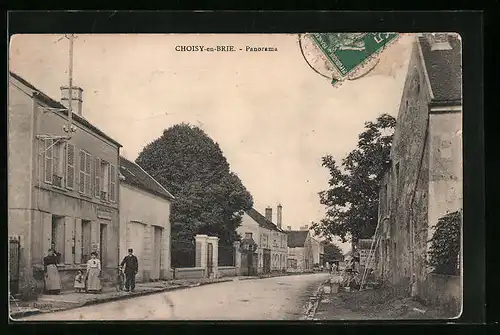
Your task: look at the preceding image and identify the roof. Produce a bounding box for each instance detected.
[418,35,462,104]
[286,230,309,248]
[245,208,283,233]
[9,71,122,147]
[119,156,175,201]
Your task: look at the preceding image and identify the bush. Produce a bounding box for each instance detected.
[18,277,42,301]
[427,210,461,275]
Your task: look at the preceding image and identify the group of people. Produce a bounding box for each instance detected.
[42,247,139,294]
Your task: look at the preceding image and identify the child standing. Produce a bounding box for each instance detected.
[74,270,86,293]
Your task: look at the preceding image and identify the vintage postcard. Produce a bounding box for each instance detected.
[8,33,462,321]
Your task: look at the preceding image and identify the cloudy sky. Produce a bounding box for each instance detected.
[9,34,413,253]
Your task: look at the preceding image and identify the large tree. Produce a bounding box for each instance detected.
[322,241,345,262]
[136,124,253,254]
[311,114,396,244]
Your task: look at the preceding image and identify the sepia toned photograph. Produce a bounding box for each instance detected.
[8,32,462,321]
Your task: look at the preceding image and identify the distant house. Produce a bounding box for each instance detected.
[119,156,175,282]
[286,227,314,272]
[237,205,288,274]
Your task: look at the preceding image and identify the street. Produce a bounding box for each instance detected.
[21,273,329,321]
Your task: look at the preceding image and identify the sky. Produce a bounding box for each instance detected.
[9,34,414,253]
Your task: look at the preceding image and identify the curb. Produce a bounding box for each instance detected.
[11,278,234,319]
[302,279,329,320]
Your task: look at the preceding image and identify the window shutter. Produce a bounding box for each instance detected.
[94,157,101,198]
[66,144,75,189]
[44,139,53,183]
[79,150,85,193]
[85,153,91,195]
[110,164,116,202]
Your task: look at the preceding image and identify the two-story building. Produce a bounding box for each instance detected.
[118,156,175,282]
[237,205,288,274]
[286,226,314,273]
[8,72,121,292]
[374,33,462,305]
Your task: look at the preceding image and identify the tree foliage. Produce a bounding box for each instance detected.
[136,123,254,255]
[428,210,461,275]
[322,242,345,262]
[311,114,396,243]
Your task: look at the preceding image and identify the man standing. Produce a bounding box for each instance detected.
[120,249,138,292]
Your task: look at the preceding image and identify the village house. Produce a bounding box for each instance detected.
[236,205,288,274]
[8,72,121,292]
[374,33,462,306]
[286,225,316,273]
[118,156,175,282]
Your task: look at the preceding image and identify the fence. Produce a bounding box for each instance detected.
[9,236,20,295]
[171,239,195,268]
[218,244,235,267]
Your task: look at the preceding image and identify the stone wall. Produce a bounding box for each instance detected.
[218,266,237,277]
[420,273,461,317]
[174,267,206,280]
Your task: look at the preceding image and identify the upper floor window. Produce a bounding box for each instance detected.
[245,232,252,239]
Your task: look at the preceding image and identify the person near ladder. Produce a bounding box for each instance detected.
[120,249,139,292]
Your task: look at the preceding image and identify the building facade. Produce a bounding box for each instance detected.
[118,156,175,282]
[8,72,121,291]
[237,205,288,274]
[286,228,314,272]
[374,34,462,298]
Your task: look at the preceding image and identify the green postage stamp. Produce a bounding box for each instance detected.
[300,33,401,87]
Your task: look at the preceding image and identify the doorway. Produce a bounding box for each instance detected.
[99,223,108,267]
[152,226,162,280]
[263,249,271,274]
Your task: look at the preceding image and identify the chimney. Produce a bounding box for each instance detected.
[61,86,84,116]
[287,226,292,231]
[277,204,282,229]
[300,225,309,231]
[265,207,272,222]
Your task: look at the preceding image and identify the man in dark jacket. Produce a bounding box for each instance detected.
[120,249,138,292]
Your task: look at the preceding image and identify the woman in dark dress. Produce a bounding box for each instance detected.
[43,249,62,294]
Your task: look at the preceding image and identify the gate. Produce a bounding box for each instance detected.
[207,243,213,277]
[263,248,271,274]
[9,236,20,295]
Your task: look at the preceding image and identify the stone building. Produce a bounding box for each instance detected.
[236,205,288,274]
[374,33,462,299]
[8,72,122,291]
[118,156,175,282]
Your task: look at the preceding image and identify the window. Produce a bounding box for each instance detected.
[288,259,297,269]
[52,140,66,187]
[100,160,110,200]
[79,150,92,195]
[245,232,252,239]
[66,144,76,189]
[94,157,101,198]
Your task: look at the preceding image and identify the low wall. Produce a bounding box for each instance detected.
[174,267,206,280]
[218,266,237,277]
[419,273,461,316]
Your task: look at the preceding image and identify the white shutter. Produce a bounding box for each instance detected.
[44,139,53,183]
[110,164,116,202]
[66,144,75,189]
[85,153,91,195]
[79,150,85,193]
